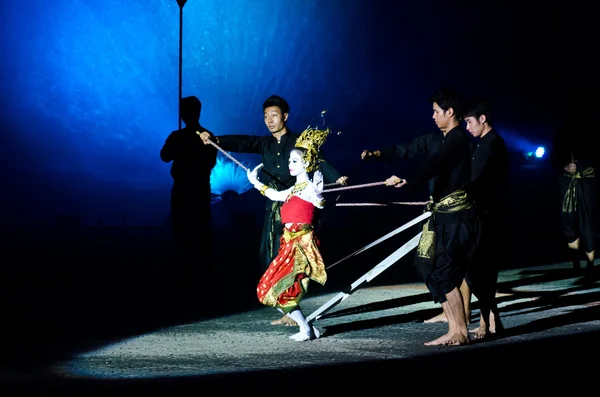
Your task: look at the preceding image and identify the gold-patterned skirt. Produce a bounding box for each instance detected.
[256,223,327,313]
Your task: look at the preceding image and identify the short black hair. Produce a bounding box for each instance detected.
[431,88,463,119]
[262,95,290,115]
[463,100,493,125]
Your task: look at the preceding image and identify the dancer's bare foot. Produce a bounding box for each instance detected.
[470,312,503,339]
[271,315,297,326]
[488,312,504,334]
[424,312,447,323]
[469,326,489,340]
[424,332,470,346]
[424,312,471,324]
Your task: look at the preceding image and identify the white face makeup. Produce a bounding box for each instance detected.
[288,150,306,177]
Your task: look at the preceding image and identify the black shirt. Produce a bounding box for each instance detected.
[466,129,509,215]
[380,126,472,202]
[160,123,217,186]
[380,130,443,195]
[217,130,342,192]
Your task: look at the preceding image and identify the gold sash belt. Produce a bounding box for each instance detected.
[416,189,473,260]
[562,166,595,213]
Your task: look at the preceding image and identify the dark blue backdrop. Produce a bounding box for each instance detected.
[0,0,588,227]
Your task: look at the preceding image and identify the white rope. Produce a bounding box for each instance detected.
[326,211,431,270]
[336,201,429,207]
[202,137,346,188]
[322,181,386,193]
[307,232,423,322]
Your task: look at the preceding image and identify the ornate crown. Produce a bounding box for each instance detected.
[295,125,331,173]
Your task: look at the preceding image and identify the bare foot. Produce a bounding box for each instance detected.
[470,312,504,338]
[488,312,504,334]
[424,332,470,346]
[424,312,447,323]
[424,312,471,324]
[271,315,297,326]
[469,326,489,340]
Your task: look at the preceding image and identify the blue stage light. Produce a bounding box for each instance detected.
[210,156,255,197]
[534,146,545,158]
[523,145,547,163]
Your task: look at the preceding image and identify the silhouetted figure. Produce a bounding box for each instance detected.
[549,110,598,273]
[161,96,217,294]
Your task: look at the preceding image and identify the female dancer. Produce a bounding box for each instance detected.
[246,146,327,341]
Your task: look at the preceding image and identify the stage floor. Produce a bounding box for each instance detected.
[2,261,599,394]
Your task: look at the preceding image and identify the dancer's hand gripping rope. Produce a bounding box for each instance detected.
[247,163,263,187]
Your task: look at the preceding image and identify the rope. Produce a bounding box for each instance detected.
[322,181,386,193]
[326,211,432,270]
[337,201,429,207]
[200,136,345,188]
[204,138,250,172]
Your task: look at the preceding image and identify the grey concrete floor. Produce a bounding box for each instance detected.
[2,261,599,395]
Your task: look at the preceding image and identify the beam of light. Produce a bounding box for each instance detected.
[495,125,550,161]
[210,155,255,196]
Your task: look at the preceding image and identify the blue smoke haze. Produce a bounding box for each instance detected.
[1,0,582,226]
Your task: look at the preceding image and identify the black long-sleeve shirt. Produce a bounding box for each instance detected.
[160,123,217,186]
[466,129,509,216]
[379,126,472,202]
[217,130,343,192]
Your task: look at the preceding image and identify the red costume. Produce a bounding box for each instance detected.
[256,194,327,313]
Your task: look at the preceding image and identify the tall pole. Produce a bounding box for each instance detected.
[177,0,188,129]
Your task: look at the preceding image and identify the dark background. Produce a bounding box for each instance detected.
[0,0,596,374]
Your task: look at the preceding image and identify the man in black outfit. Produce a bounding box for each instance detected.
[361,88,477,346]
[462,99,509,339]
[549,100,598,272]
[198,95,347,325]
[161,96,217,295]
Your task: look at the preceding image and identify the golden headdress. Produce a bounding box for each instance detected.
[294,110,333,173]
[295,125,331,173]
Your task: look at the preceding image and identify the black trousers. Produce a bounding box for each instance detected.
[170,183,212,283]
[465,213,505,309]
[418,217,477,304]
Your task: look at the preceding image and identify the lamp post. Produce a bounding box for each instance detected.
[176,0,188,129]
